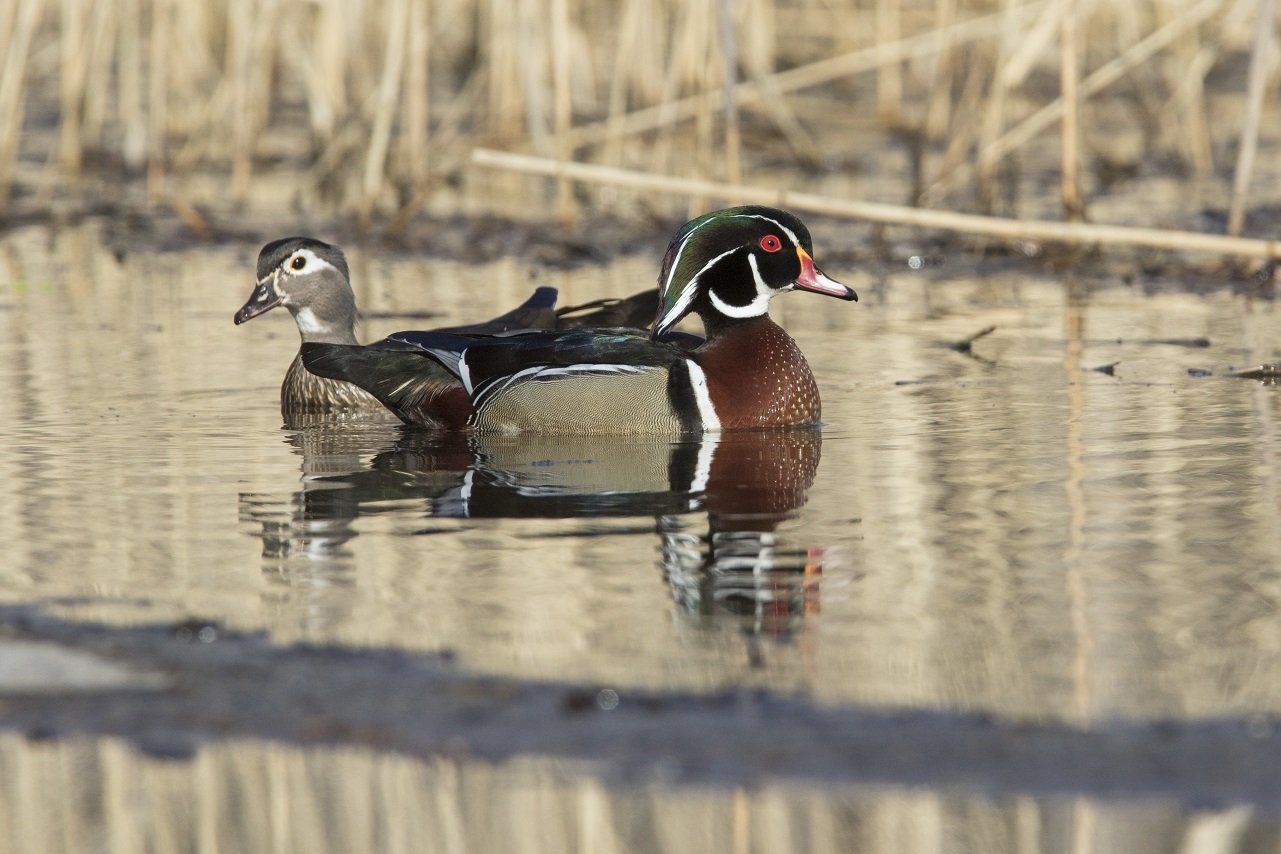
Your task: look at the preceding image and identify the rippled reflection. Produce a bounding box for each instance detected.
[240,427,829,629]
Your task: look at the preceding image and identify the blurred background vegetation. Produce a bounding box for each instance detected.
[1,0,1279,251]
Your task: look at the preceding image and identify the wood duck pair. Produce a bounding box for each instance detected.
[250,206,857,432]
[235,237,663,418]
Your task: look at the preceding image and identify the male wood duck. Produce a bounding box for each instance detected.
[236,236,666,419]
[301,206,857,433]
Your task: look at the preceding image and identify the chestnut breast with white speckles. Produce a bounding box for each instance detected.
[693,317,821,428]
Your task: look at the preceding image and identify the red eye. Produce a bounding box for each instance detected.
[759,235,782,253]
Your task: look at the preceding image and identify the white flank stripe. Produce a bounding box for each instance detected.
[459,351,475,395]
[690,435,717,493]
[459,468,475,513]
[532,364,648,379]
[686,361,720,432]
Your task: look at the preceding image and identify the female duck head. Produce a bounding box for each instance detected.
[234,237,358,344]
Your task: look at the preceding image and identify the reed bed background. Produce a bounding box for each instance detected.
[2,0,1280,255]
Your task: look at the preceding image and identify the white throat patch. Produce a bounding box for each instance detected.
[293,306,328,336]
[706,253,774,319]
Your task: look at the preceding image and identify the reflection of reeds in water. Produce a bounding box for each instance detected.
[1,0,1278,245]
[0,735,1268,853]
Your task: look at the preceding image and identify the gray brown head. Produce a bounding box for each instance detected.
[234,237,360,345]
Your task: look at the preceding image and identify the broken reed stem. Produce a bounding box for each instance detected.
[923,0,958,140]
[1165,0,1216,177]
[875,0,903,125]
[1059,0,1083,221]
[228,0,252,204]
[147,0,170,204]
[0,0,46,211]
[720,0,741,189]
[560,2,1046,151]
[360,0,409,231]
[552,0,575,222]
[977,0,1021,210]
[1227,0,1276,237]
[402,0,430,187]
[58,0,86,178]
[926,0,1223,203]
[471,148,1281,260]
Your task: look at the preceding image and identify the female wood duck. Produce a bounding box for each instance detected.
[236,236,662,419]
[301,206,857,433]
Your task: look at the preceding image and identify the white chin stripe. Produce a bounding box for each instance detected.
[293,306,327,335]
[707,254,773,319]
[686,361,721,432]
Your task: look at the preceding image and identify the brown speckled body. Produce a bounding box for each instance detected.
[694,316,821,428]
[281,351,394,418]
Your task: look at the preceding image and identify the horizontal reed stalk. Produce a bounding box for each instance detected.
[472,148,1281,260]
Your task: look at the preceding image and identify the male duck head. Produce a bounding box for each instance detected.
[234,237,359,345]
[651,205,857,339]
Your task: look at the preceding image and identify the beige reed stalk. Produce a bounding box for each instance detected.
[0,0,46,211]
[118,0,144,171]
[1227,0,1277,237]
[472,148,1281,260]
[552,0,575,222]
[923,0,958,141]
[1059,0,1083,221]
[228,0,253,204]
[1163,0,1216,177]
[720,0,741,189]
[401,0,431,188]
[876,0,903,126]
[562,2,1047,151]
[360,0,409,230]
[58,0,87,178]
[977,0,1022,211]
[925,0,1223,204]
[147,0,171,203]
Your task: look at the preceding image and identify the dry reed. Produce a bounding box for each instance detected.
[1058,0,1083,221]
[1226,0,1276,236]
[0,0,46,211]
[0,0,1277,253]
[472,148,1281,260]
[924,0,1227,203]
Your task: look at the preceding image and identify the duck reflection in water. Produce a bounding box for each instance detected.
[240,426,826,630]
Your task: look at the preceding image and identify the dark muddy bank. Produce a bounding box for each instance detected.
[3,604,1281,808]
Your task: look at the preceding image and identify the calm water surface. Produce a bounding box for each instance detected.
[2,222,1280,851]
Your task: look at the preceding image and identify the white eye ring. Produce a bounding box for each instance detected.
[290,255,307,271]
